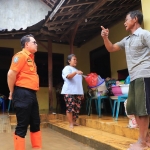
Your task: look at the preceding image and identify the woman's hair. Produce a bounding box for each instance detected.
[20,34,34,49]
[66,54,76,65]
[126,10,143,25]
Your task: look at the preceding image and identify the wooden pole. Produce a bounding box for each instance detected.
[70,40,74,54]
[47,39,53,112]
[69,23,79,54]
[37,40,53,112]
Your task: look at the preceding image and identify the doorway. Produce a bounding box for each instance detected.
[0,47,14,111]
[90,45,111,78]
[90,45,111,114]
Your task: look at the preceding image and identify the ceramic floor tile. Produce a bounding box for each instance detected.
[0,128,95,150]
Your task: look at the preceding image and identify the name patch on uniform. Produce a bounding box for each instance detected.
[27,59,32,62]
[13,57,19,63]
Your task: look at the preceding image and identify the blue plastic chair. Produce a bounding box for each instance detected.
[7,100,12,114]
[0,97,5,113]
[86,89,113,117]
[125,76,130,84]
[110,94,128,120]
[97,95,113,117]
[86,95,98,116]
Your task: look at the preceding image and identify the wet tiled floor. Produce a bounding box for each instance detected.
[0,114,11,133]
[0,128,95,150]
[0,114,95,150]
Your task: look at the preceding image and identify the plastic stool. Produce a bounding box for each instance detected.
[110,94,128,120]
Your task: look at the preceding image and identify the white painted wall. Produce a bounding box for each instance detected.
[0,0,51,30]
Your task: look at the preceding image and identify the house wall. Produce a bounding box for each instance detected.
[141,0,150,30]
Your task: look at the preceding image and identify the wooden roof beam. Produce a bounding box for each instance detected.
[45,18,76,26]
[44,0,65,24]
[54,9,86,17]
[36,34,60,41]
[60,0,96,9]
[99,3,141,10]
[48,25,69,30]
[51,0,57,2]
[48,21,100,31]
[49,0,66,20]
[60,0,108,39]
[46,0,55,7]
[69,23,79,54]
[0,31,28,36]
[41,0,55,8]
[88,10,129,18]
[57,18,117,34]
[40,28,59,38]
[57,26,98,34]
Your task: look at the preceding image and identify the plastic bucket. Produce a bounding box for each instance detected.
[112,86,122,96]
[119,84,129,94]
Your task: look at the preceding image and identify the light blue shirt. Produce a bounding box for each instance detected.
[61,65,84,95]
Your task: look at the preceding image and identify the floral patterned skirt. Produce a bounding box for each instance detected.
[64,94,83,120]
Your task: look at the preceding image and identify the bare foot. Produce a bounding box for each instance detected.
[146,132,150,147]
[73,122,80,126]
[128,142,148,150]
[130,140,139,146]
[69,124,74,129]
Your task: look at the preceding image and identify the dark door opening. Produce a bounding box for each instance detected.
[90,45,111,114]
[34,52,64,87]
[35,52,65,113]
[90,45,111,78]
[0,47,14,111]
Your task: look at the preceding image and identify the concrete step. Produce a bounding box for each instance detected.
[49,118,136,150]
[9,113,48,124]
[54,114,139,140]
[9,113,139,140]
[11,122,49,129]
[9,113,49,129]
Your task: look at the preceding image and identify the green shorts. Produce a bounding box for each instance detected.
[126,78,150,116]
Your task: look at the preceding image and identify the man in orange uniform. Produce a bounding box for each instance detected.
[7,34,42,150]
